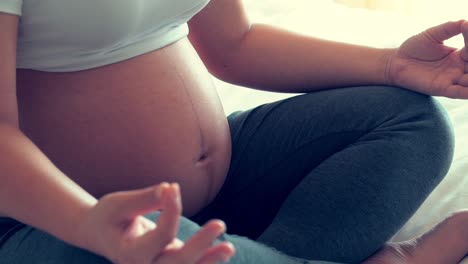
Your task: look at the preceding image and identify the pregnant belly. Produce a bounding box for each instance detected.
[15,39,232,216]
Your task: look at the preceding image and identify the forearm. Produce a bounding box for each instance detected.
[218,24,395,93]
[0,122,97,247]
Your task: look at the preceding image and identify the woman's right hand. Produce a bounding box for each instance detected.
[74,182,235,264]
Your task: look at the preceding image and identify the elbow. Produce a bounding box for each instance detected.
[207,59,238,83]
[199,28,253,85]
[204,52,245,86]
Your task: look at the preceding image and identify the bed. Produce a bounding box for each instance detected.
[213,1,468,263]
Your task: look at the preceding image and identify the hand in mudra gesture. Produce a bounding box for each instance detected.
[387,20,468,99]
[75,183,235,264]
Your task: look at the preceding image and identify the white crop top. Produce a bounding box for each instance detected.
[0,0,210,72]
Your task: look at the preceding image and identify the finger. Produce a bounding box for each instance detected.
[462,21,468,60]
[445,84,468,99]
[425,20,465,44]
[176,220,227,262]
[111,182,170,221]
[155,183,182,241]
[196,242,236,264]
[164,239,184,251]
[137,183,182,257]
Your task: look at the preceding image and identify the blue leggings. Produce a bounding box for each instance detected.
[0,86,454,264]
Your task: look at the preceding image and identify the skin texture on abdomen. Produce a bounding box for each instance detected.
[16,38,232,216]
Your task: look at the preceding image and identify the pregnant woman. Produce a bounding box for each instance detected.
[0,0,467,263]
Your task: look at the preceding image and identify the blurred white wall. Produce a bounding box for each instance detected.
[336,0,468,19]
[335,0,409,12]
[242,0,466,49]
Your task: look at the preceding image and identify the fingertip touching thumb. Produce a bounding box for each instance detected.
[429,20,466,43]
[459,21,468,61]
[114,183,170,220]
[462,20,468,37]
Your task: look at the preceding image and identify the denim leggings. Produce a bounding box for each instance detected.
[0,86,455,264]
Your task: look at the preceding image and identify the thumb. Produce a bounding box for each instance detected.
[425,20,465,44]
[108,183,170,221]
[462,20,468,43]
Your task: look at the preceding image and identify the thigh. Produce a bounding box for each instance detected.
[174,214,341,264]
[0,226,111,264]
[0,215,337,264]
[191,86,453,240]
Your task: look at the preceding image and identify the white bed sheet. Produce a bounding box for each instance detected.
[214,1,468,262]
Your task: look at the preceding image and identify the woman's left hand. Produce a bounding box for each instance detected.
[386,20,468,99]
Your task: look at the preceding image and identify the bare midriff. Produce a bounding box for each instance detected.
[15,38,232,217]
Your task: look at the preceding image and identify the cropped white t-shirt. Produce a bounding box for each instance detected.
[0,0,210,72]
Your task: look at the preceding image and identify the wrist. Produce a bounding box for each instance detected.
[63,200,99,253]
[382,47,398,86]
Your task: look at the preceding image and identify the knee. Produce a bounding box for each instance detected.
[418,99,454,187]
[377,86,455,182]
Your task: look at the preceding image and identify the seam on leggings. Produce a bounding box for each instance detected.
[228,89,406,186]
[230,105,415,198]
[0,222,26,250]
[268,129,368,171]
[230,130,368,197]
[16,227,35,246]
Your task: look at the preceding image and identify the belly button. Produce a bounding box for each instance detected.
[196,153,209,164]
[199,153,208,161]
